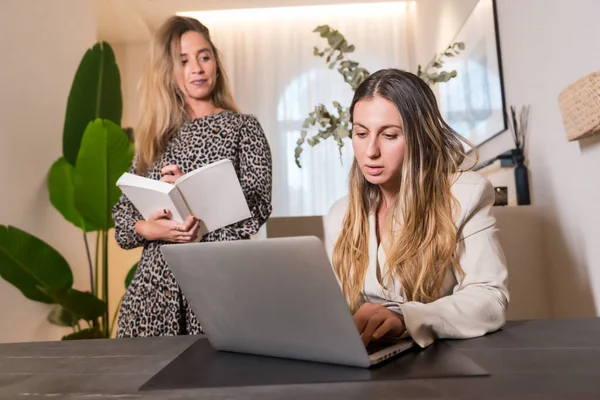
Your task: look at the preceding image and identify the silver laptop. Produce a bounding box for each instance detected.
[160,236,414,368]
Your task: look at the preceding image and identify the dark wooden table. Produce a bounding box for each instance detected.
[1,318,599,399]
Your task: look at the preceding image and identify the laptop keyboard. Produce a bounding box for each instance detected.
[366,340,393,355]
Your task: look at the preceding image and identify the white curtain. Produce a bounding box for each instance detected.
[186,2,415,217]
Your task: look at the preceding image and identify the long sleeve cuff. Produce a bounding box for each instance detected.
[398,302,436,348]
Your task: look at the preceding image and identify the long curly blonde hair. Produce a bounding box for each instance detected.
[134,16,239,175]
[332,69,478,312]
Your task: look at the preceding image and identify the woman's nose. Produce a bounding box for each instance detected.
[365,137,380,158]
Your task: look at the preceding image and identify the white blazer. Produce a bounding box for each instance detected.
[325,171,509,348]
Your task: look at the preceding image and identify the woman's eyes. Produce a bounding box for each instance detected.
[353,132,398,139]
[180,55,210,65]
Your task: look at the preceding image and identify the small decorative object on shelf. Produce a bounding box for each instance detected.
[558,71,600,141]
[509,105,531,205]
[472,105,532,206]
[493,186,508,206]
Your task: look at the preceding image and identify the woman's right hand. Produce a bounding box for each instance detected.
[135,209,200,243]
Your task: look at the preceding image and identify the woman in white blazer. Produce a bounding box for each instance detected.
[325,69,509,349]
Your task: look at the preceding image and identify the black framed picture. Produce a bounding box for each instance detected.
[438,0,507,149]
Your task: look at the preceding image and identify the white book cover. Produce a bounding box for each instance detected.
[116,159,251,236]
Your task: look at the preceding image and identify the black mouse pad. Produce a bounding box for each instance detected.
[140,339,488,390]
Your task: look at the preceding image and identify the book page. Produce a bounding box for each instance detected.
[175,158,232,186]
[175,159,252,233]
[116,173,190,223]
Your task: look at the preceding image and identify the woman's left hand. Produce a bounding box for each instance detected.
[353,302,406,346]
[160,164,185,184]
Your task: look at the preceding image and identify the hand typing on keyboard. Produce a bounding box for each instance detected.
[353,303,406,346]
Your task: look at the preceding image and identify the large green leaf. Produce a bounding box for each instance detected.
[0,226,73,303]
[125,262,138,289]
[47,157,97,232]
[74,119,134,231]
[40,287,106,321]
[63,42,122,166]
[62,327,105,340]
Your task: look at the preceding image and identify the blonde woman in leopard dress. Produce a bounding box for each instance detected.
[113,16,272,337]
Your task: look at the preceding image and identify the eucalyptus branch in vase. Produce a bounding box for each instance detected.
[294,25,465,168]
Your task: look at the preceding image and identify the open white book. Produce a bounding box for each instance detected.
[116,159,251,236]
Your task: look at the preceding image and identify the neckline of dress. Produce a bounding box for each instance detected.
[186,109,233,123]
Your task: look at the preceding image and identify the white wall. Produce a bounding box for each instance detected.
[0,0,98,342]
[112,44,149,128]
[415,0,600,317]
[494,0,600,318]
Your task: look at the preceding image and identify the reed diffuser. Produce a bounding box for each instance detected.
[510,105,531,205]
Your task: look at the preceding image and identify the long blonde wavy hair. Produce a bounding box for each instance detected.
[332,69,478,312]
[135,16,239,175]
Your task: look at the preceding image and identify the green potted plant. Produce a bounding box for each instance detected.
[0,42,137,339]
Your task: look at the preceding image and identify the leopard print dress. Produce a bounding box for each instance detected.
[113,110,272,337]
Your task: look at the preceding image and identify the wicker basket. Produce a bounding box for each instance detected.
[558,71,600,141]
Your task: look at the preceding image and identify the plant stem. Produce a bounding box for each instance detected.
[83,232,94,293]
[102,230,109,336]
[109,298,123,338]
[94,232,100,297]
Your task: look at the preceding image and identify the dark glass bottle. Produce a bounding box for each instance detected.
[513,149,530,205]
